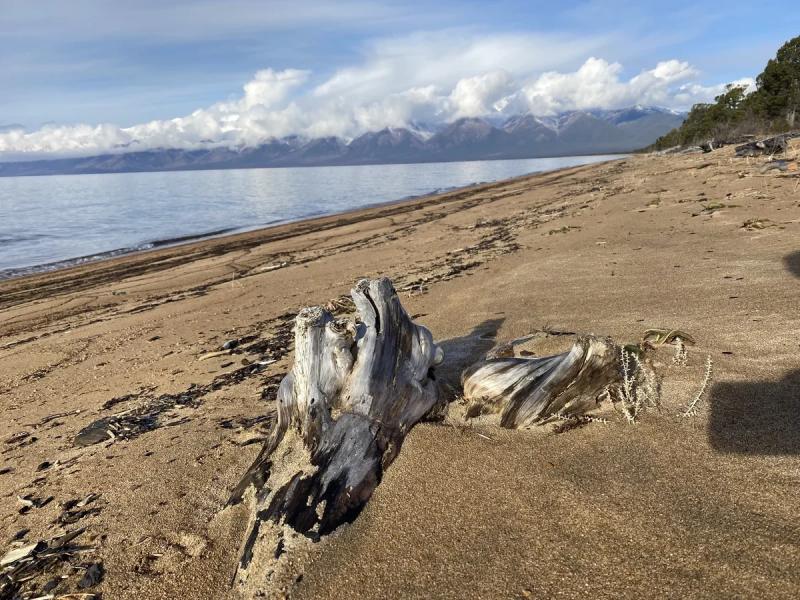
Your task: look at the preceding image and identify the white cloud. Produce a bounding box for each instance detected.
[239,69,310,110]
[448,71,516,119]
[520,58,705,115]
[671,77,757,107]
[0,32,754,160]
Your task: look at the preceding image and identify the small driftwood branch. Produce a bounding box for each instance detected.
[228,277,443,585]
[461,335,622,427]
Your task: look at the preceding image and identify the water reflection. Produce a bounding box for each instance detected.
[0,155,623,275]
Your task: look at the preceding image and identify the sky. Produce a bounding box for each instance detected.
[0,0,798,159]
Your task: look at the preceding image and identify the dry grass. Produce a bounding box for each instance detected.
[612,346,661,423]
[682,354,713,417]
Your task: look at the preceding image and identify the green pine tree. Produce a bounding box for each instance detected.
[752,35,800,126]
[652,34,800,149]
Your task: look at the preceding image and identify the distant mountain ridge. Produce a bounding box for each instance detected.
[0,107,684,177]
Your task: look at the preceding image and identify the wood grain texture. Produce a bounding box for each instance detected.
[462,335,621,427]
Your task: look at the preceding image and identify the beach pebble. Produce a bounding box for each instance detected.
[75,425,114,447]
[222,339,239,350]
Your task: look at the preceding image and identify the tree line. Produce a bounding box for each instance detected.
[653,35,800,149]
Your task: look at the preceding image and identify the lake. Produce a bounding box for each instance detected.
[0,155,623,279]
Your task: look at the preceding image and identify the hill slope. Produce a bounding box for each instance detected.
[653,34,800,149]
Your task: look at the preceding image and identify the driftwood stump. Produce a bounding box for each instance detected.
[229,277,443,584]
[461,335,623,427]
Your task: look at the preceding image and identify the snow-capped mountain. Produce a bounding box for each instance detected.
[0,107,685,177]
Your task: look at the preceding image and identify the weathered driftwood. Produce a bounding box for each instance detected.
[228,277,443,582]
[735,134,791,157]
[700,140,724,153]
[759,159,799,173]
[461,335,622,427]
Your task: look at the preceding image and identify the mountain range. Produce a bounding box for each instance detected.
[0,107,684,177]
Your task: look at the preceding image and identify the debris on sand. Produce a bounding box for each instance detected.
[74,389,202,447]
[741,218,774,231]
[229,278,443,589]
[1,543,44,568]
[75,330,288,449]
[256,261,289,272]
[17,494,54,514]
[759,159,798,173]
[198,350,231,361]
[57,494,102,526]
[735,134,795,157]
[77,562,104,589]
[5,432,34,446]
[222,339,240,350]
[0,528,99,600]
[700,140,725,153]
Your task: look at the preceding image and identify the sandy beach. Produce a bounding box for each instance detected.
[2,148,800,599]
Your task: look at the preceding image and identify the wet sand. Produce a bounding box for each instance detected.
[1,146,799,599]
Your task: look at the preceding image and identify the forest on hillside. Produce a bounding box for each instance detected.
[653,35,800,149]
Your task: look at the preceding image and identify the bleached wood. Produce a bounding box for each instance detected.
[229,277,443,581]
[462,335,620,427]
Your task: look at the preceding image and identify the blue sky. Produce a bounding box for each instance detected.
[0,0,797,157]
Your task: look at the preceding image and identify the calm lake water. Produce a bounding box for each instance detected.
[0,155,623,279]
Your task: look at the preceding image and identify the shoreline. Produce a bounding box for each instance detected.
[0,160,616,308]
[0,149,631,179]
[0,154,625,283]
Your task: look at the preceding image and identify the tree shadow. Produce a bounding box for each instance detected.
[784,250,800,278]
[708,371,800,454]
[436,317,505,390]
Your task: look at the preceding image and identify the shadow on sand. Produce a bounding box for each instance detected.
[708,250,800,454]
[436,317,505,390]
[708,371,800,454]
[784,250,800,278]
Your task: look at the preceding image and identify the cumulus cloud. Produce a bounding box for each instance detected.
[239,69,310,109]
[670,77,757,107]
[447,71,516,119]
[519,58,720,115]
[0,33,754,159]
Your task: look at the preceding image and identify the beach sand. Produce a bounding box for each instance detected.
[1,147,799,599]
